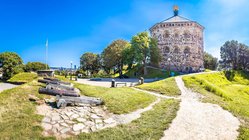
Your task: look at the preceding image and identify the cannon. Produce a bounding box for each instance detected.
[38,88,80,97]
[46,83,74,91]
[44,77,60,82]
[38,79,71,86]
[56,95,103,108]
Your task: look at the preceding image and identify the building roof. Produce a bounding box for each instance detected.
[161,15,192,23]
[149,6,204,31]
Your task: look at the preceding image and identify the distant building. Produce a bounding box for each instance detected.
[150,6,204,73]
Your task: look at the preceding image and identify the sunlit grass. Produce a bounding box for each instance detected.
[183,71,249,139]
[136,77,181,96]
[75,83,156,114]
[7,72,37,84]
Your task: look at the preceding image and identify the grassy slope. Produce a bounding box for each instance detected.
[69,99,179,140]
[183,71,249,140]
[0,75,179,139]
[0,81,54,139]
[75,83,156,114]
[7,72,38,84]
[137,77,181,96]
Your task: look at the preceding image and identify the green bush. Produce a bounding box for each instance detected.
[25,62,49,72]
[0,52,23,80]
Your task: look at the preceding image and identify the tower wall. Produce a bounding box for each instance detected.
[150,21,204,72]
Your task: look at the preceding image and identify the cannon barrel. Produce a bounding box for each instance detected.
[39,88,80,97]
[44,77,60,81]
[38,79,71,86]
[56,95,103,108]
[38,79,58,84]
[46,83,74,91]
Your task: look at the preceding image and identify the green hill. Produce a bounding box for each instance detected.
[183,71,249,139]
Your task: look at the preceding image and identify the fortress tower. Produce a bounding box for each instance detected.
[150,6,204,72]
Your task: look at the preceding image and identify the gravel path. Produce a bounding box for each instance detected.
[0,83,18,92]
[132,87,179,100]
[161,76,240,140]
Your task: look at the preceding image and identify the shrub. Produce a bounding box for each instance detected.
[25,62,49,72]
[0,52,23,80]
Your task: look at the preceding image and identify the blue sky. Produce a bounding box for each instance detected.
[0,0,248,68]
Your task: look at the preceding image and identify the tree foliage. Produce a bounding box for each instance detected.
[220,40,249,70]
[102,39,129,75]
[25,62,49,72]
[129,32,161,74]
[80,52,101,74]
[0,52,23,80]
[204,52,218,70]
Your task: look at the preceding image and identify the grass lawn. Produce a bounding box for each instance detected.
[183,71,249,139]
[75,83,156,114]
[136,77,181,96]
[7,72,38,84]
[0,75,179,139]
[69,99,179,140]
[0,80,54,139]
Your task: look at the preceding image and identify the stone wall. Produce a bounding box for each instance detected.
[150,21,204,72]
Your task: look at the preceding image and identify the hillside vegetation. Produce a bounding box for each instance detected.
[137,77,181,96]
[183,71,249,139]
[7,72,38,84]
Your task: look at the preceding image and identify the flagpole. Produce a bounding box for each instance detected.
[46,39,48,70]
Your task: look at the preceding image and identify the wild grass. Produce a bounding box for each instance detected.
[7,72,38,84]
[0,80,54,139]
[69,99,179,140]
[183,71,249,139]
[136,77,181,96]
[75,83,156,114]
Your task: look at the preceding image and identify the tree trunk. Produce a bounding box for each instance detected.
[143,60,147,75]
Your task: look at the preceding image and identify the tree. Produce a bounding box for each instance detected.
[220,40,249,70]
[0,52,23,80]
[80,52,101,75]
[129,32,160,75]
[102,39,129,76]
[204,52,218,70]
[25,62,49,72]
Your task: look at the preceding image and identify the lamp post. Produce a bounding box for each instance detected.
[70,61,73,80]
[168,57,171,77]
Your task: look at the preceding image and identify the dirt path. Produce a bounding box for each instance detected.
[161,76,240,140]
[0,83,18,92]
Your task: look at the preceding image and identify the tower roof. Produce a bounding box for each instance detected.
[161,15,192,23]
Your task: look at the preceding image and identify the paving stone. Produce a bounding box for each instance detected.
[42,123,52,130]
[65,120,75,124]
[104,118,116,124]
[60,114,69,120]
[90,126,97,132]
[81,128,90,133]
[96,123,104,130]
[60,122,69,127]
[76,118,86,123]
[90,114,100,119]
[51,115,61,121]
[51,121,57,125]
[70,114,79,120]
[42,117,51,123]
[65,111,74,117]
[95,119,103,124]
[85,121,95,127]
[60,128,71,134]
[73,123,85,131]
[51,127,58,134]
